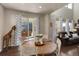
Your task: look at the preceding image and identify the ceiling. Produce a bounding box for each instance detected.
[1,3,67,14]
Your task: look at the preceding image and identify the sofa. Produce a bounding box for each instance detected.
[57,31,79,46]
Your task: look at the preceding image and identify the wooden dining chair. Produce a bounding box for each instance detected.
[3,30,12,49]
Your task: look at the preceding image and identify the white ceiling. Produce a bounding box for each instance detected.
[1,3,67,14]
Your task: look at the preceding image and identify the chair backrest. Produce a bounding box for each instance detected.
[56,38,61,56]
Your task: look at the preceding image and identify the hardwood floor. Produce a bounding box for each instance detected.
[61,44,79,56]
[0,46,20,56]
[0,43,79,56]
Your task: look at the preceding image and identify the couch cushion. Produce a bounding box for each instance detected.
[72,33,78,37]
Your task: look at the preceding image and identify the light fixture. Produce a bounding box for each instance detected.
[39,6,42,8]
[68,4,72,9]
[65,3,72,9]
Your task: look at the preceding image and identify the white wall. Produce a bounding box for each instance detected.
[39,15,45,34]
[4,8,39,35]
[73,3,79,23]
[37,14,49,35]
[0,5,4,52]
[4,9,17,35]
[44,14,50,40]
[39,14,50,41]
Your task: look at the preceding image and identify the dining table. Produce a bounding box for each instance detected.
[19,40,57,56]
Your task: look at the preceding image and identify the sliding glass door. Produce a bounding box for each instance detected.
[15,15,39,45]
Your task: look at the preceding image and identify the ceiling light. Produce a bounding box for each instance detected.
[39,6,42,8]
[65,3,72,9]
[68,4,72,9]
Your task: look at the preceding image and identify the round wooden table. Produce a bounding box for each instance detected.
[19,40,57,56]
[35,42,57,55]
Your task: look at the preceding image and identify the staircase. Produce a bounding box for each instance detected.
[2,26,16,49]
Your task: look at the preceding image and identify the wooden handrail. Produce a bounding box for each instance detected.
[3,26,16,49]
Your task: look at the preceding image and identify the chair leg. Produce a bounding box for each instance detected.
[6,39,9,48]
[2,40,4,49]
[9,39,11,46]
